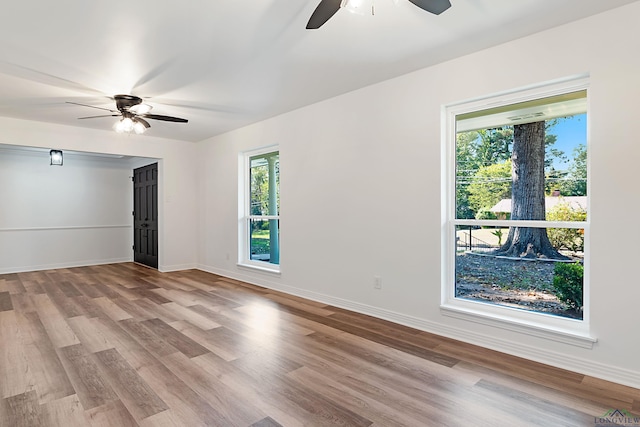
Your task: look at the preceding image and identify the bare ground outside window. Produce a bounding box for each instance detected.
[455,251,583,320]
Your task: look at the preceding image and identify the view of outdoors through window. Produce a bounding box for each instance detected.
[249,151,280,265]
[454,91,587,319]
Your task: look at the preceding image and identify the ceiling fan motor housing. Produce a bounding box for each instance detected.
[114,94,143,112]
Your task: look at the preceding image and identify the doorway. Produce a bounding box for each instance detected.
[133,163,158,269]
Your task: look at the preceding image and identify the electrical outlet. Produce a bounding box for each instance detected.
[374,276,382,290]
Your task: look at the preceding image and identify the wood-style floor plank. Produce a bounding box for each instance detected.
[156,301,220,331]
[0,310,35,399]
[57,344,118,410]
[84,399,138,427]
[15,310,75,404]
[139,318,211,358]
[250,416,284,427]
[66,316,114,354]
[0,291,13,311]
[0,262,638,427]
[138,360,235,426]
[0,390,43,427]
[40,394,89,427]
[30,293,80,348]
[161,351,268,425]
[93,348,168,421]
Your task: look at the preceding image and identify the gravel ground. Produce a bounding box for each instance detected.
[455,252,582,319]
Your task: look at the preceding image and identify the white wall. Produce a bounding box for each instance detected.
[0,147,135,273]
[0,118,198,272]
[197,3,640,388]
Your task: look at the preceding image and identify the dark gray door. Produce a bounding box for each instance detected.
[133,163,158,269]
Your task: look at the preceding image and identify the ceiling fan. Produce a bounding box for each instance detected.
[67,94,188,134]
[306,0,451,29]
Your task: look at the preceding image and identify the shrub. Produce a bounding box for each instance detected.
[552,262,583,310]
[475,208,497,221]
[547,202,586,252]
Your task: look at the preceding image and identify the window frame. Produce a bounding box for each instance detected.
[441,75,596,348]
[238,145,280,273]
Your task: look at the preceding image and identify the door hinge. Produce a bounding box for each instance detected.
[132,245,135,250]
[132,211,135,216]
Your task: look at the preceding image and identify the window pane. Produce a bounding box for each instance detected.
[249,219,280,265]
[455,226,584,320]
[455,95,587,222]
[250,152,279,216]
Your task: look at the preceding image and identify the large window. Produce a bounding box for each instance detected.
[240,147,280,271]
[443,77,593,344]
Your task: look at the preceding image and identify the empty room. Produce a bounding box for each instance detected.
[1,1,639,426]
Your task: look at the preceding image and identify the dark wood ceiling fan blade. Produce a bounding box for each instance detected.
[306,0,341,29]
[66,101,118,112]
[407,0,451,15]
[136,117,151,128]
[78,114,121,119]
[141,114,188,123]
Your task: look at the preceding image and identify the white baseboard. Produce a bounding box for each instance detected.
[196,263,640,390]
[0,257,132,275]
[159,263,198,273]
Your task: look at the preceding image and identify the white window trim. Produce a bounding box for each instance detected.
[238,145,280,274]
[441,75,596,348]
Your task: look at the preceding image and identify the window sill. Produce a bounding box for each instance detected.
[237,262,281,275]
[440,303,597,349]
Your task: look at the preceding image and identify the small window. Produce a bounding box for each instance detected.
[239,148,280,271]
[443,77,593,344]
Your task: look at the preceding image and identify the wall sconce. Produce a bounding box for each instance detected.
[50,149,63,166]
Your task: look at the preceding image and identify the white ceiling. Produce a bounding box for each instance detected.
[0,0,636,142]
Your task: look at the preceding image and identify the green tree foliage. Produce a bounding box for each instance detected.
[545,166,568,195]
[250,162,269,216]
[559,144,587,196]
[546,202,586,252]
[475,128,513,166]
[456,129,512,218]
[467,161,512,214]
[456,131,481,219]
[553,262,583,310]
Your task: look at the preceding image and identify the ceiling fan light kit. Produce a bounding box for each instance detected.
[113,116,146,134]
[306,0,450,29]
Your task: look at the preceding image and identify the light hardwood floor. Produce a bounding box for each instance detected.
[0,263,638,426]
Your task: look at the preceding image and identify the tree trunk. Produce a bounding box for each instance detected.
[493,121,568,259]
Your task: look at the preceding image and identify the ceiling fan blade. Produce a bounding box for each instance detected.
[141,113,188,123]
[0,60,105,96]
[136,117,151,128]
[77,114,121,119]
[407,0,451,15]
[66,101,118,113]
[306,0,341,29]
[146,98,241,114]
